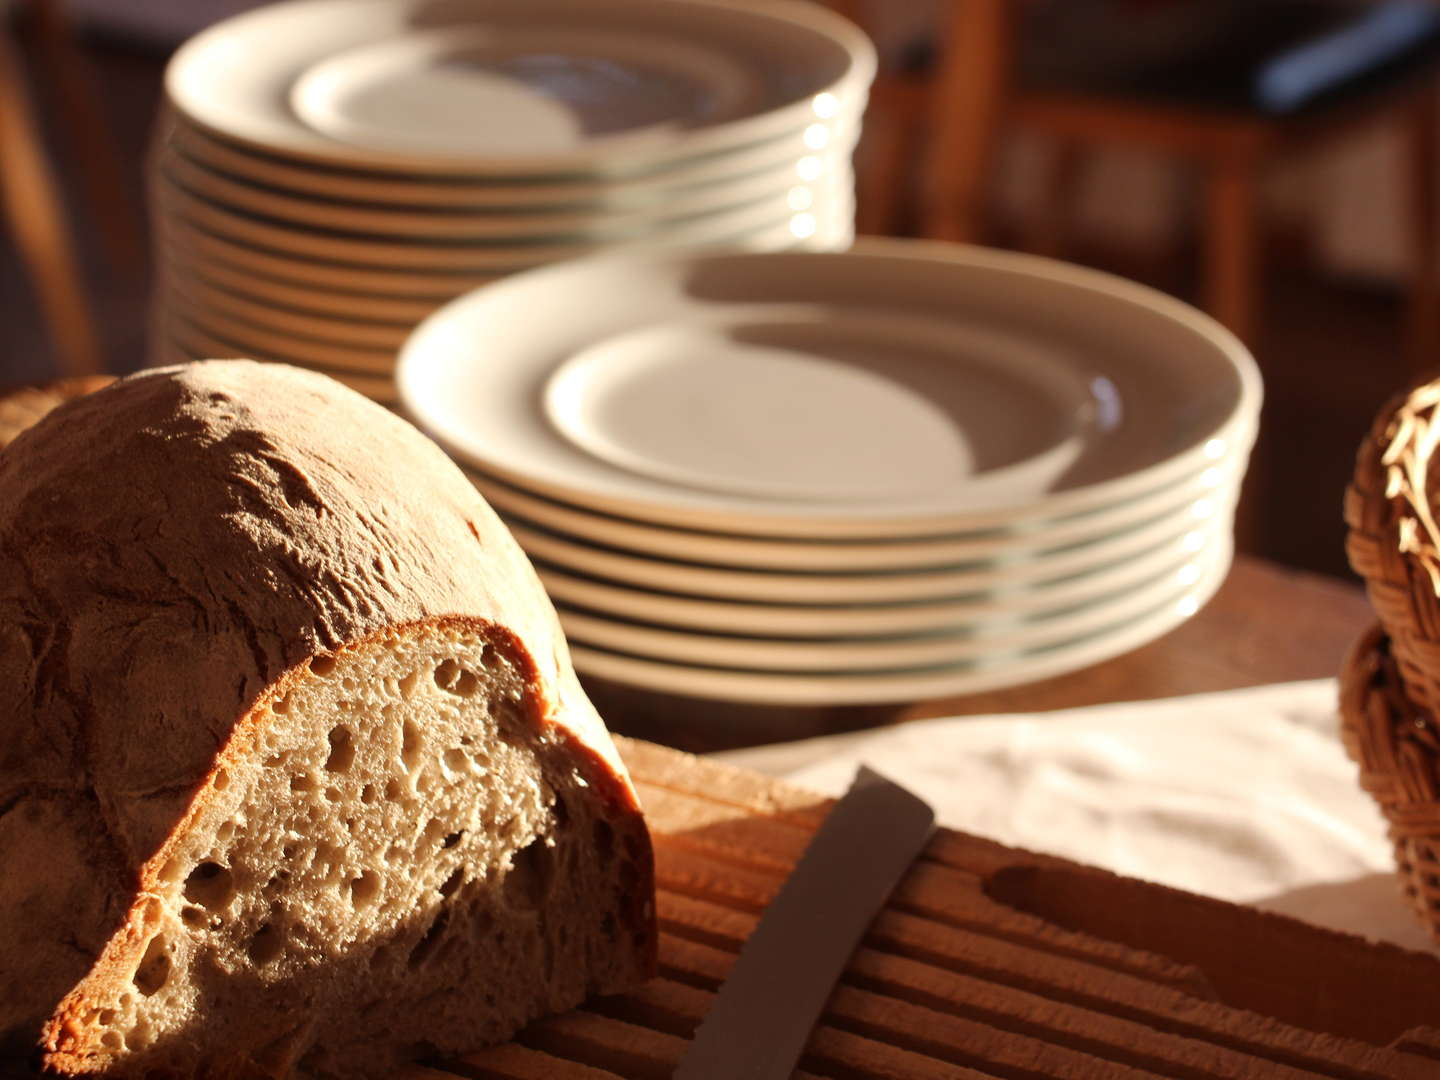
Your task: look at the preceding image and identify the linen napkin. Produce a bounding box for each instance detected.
[712,680,1436,953]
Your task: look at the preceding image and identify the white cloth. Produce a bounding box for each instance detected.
[712,680,1439,954]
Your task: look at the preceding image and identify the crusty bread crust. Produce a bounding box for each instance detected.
[0,376,114,450]
[0,361,653,1070]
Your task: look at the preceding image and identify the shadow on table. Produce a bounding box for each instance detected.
[583,673,909,754]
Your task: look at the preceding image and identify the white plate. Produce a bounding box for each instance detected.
[399,241,1261,537]
[155,169,848,270]
[168,107,863,210]
[463,434,1249,570]
[156,217,857,369]
[165,0,873,176]
[157,213,852,311]
[554,526,1223,671]
[159,215,513,297]
[158,204,854,297]
[162,315,400,403]
[537,314,1081,503]
[568,540,1233,704]
[534,510,1231,637]
[162,287,399,374]
[503,481,1238,603]
[288,25,763,158]
[164,274,416,350]
[162,141,857,240]
[159,241,446,323]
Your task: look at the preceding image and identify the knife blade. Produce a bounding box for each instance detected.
[672,765,935,1079]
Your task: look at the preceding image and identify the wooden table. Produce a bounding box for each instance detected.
[582,554,1377,754]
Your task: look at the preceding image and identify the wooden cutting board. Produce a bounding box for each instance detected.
[397,737,1440,1080]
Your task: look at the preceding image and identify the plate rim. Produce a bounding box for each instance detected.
[565,540,1233,704]
[460,433,1248,569]
[162,143,855,240]
[398,238,1263,537]
[529,507,1231,636]
[164,0,876,176]
[501,481,1238,604]
[165,107,864,208]
[155,168,838,268]
[554,528,1223,670]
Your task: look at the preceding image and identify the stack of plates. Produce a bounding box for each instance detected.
[398,240,1263,706]
[150,0,874,404]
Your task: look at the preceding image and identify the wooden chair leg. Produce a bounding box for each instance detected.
[853,78,925,236]
[1201,152,1265,554]
[1022,140,1083,258]
[1202,156,1262,345]
[24,0,147,278]
[920,0,1012,244]
[1404,86,1440,379]
[822,0,864,25]
[0,27,103,376]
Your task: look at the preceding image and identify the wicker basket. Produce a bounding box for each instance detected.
[1341,378,1440,942]
[1338,623,1440,937]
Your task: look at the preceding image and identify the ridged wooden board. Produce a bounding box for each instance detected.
[413,737,1440,1080]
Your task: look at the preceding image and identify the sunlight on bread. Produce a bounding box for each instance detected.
[0,361,655,1078]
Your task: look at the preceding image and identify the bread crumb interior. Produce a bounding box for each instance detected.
[65,625,588,1071]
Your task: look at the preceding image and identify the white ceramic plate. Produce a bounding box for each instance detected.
[503,481,1238,603]
[156,215,857,367]
[155,169,849,270]
[165,0,874,176]
[159,215,513,297]
[162,314,400,403]
[288,24,763,157]
[165,273,416,350]
[554,527,1223,671]
[462,434,1249,570]
[162,287,399,374]
[534,511,1231,637]
[567,539,1233,704]
[159,242,446,323]
[399,241,1261,537]
[168,107,864,210]
[158,204,854,297]
[162,144,857,240]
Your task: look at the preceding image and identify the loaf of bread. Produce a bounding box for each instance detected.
[0,361,656,1077]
